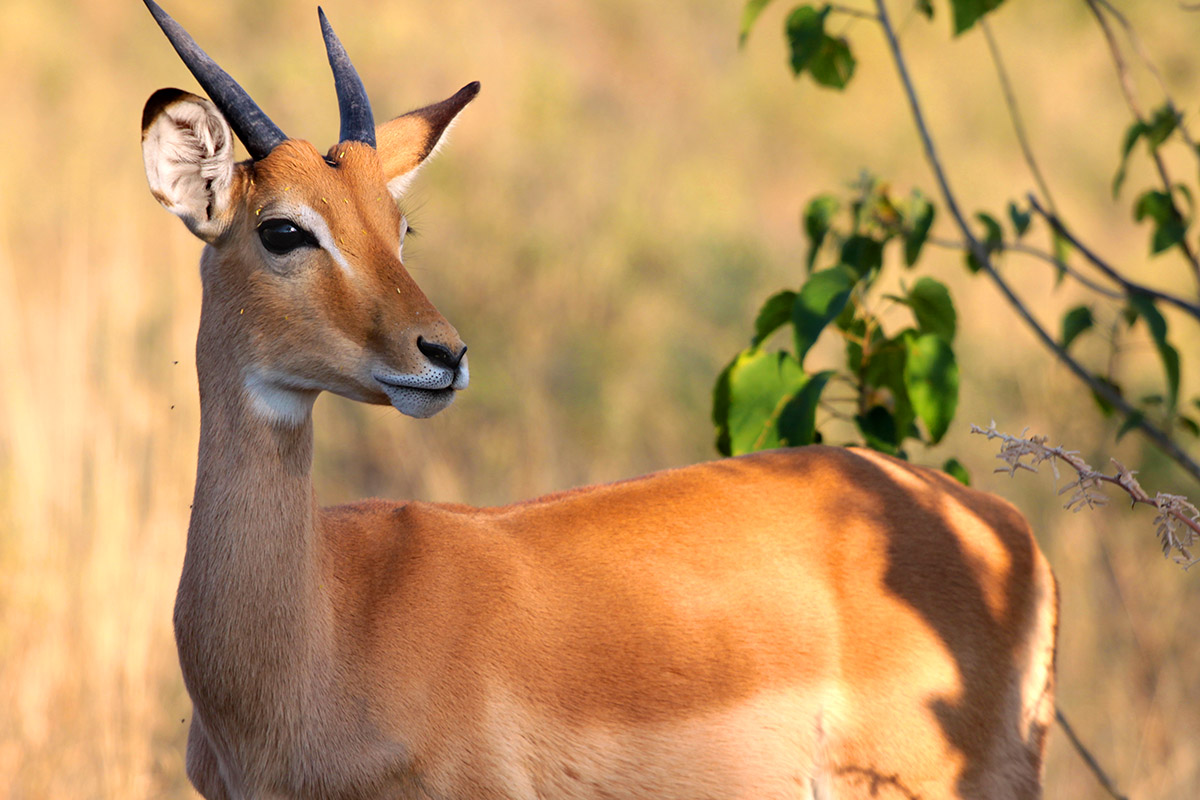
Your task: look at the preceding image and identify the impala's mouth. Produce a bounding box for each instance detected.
[373,369,464,418]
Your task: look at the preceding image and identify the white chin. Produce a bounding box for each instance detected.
[383,386,457,418]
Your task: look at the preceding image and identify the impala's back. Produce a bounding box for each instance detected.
[139,2,1055,798]
[323,445,1057,799]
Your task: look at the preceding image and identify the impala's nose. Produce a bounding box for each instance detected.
[417,337,467,371]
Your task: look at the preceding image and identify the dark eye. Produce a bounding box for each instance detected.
[257,219,317,255]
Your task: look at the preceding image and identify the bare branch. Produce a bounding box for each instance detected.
[828,3,879,21]
[972,422,1200,566]
[872,0,981,259]
[980,19,1059,215]
[1028,195,1200,320]
[1054,707,1131,800]
[925,235,1125,300]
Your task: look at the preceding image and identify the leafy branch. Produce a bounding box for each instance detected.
[720,0,1200,494]
[867,0,1200,485]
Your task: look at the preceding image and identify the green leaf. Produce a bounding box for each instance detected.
[977,211,1003,252]
[903,333,959,444]
[840,235,884,278]
[712,356,736,455]
[786,5,829,76]
[856,406,901,454]
[964,211,1002,273]
[809,36,856,90]
[1116,410,1144,442]
[1128,294,1180,412]
[844,317,887,374]
[904,191,935,266]
[1060,305,1093,351]
[915,0,934,19]
[1091,374,1122,418]
[803,194,839,272]
[1113,119,1146,198]
[1144,103,1182,149]
[943,457,971,486]
[793,266,856,366]
[951,0,1006,36]
[777,369,836,446]
[752,290,798,346]
[904,277,957,342]
[863,337,916,437]
[1008,200,1031,238]
[784,5,855,90]
[1179,415,1200,438]
[1052,229,1071,285]
[1134,189,1186,254]
[739,0,776,46]
[720,348,809,455]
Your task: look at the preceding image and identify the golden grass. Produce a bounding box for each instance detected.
[1,0,1197,797]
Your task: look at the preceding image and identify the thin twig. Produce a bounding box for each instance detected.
[871,0,1200,486]
[972,422,1200,561]
[1055,706,1131,800]
[872,0,980,259]
[1085,0,1200,286]
[925,235,1125,299]
[828,3,878,21]
[980,18,1058,215]
[1028,195,1200,319]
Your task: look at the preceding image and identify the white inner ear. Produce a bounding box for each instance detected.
[143,97,235,238]
[385,116,460,201]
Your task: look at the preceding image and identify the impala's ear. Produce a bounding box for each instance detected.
[376,81,479,200]
[142,88,237,242]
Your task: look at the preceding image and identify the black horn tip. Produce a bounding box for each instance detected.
[143,0,287,160]
[319,6,377,148]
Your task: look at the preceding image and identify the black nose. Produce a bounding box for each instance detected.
[417,337,467,371]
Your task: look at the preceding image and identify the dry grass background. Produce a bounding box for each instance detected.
[0,0,1197,796]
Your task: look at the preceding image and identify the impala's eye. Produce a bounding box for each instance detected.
[258,219,317,255]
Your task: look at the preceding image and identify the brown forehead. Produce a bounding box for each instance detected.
[249,140,401,232]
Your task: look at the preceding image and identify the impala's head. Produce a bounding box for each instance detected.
[140,0,476,423]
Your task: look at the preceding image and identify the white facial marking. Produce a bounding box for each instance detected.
[293,204,353,274]
[398,215,409,261]
[258,201,354,275]
[244,370,317,426]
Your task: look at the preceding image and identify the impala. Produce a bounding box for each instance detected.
[140,1,1057,797]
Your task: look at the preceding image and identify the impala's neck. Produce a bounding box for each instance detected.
[175,291,332,733]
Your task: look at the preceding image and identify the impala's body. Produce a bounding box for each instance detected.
[140,2,1057,798]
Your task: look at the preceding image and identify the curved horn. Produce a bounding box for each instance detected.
[143,0,286,160]
[318,8,377,148]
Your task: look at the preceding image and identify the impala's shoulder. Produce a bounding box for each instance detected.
[321,498,487,534]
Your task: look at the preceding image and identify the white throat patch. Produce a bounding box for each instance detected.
[244,370,317,426]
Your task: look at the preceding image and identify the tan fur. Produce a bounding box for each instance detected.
[143,85,1056,800]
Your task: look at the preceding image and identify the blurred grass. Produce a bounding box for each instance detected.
[0,0,1197,796]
